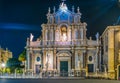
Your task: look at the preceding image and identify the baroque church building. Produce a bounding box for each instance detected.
[25,2,101,76]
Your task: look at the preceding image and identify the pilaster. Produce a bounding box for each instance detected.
[108,29,115,79]
[72,48,75,69]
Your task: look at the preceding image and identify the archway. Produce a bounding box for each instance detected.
[57,51,71,76]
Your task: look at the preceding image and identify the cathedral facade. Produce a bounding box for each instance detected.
[25,2,101,76]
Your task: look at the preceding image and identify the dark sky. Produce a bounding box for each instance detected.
[0,0,120,57]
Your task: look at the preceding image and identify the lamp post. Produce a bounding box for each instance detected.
[1,63,5,76]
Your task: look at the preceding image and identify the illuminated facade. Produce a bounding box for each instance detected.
[0,47,12,69]
[101,26,120,79]
[26,2,101,76]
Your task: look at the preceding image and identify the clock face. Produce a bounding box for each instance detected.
[36,57,40,62]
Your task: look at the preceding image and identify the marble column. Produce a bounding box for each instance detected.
[42,29,45,45]
[81,29,83,39]
[75,51,78,69]
[53,28,55,44]
[81,52,83,68]
[53,49,56,69]
[46,30,48,45]
[83,50,87,68]
[69,29,71,41]
[26,49,30,70]
[43,49,46,70]
[72,49,75,69]
[72,25,75,45]
[83,52,86,68]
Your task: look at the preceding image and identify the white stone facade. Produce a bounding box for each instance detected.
[25,2,101,76]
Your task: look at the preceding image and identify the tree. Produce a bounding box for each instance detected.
[6,58,22,73]
[18,49,26,62]
[18,49,26,70]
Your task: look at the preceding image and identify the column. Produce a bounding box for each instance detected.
[75,51,78,70]
[48,29,50,45]
[78,26,80,39]
[26,49,30,70]
[71,25,74,45]
[45,29,47,41]
[72,49,75,69]
[42,29,45,41]
[43,49,46,70]
[42,28,46,45]
[95,48,98,72]
[83,51,86,68]
[53,28,55,44]
[80,52,83,68]
[32,53,35,73]
[53,48,56,69]
[69,29,71,41]
[81,28,83,39]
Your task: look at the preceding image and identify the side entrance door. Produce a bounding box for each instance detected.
[60,61,68,77]
[36,65,40,74]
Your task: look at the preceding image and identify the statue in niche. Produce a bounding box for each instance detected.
[61,25,67,41]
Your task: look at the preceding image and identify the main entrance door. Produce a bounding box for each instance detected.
[88,64,94,73]
[60,61,68,76]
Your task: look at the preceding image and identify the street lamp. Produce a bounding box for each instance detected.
[1,63,5,68]
[1,63,5,76]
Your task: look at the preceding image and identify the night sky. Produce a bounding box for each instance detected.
[0,0,120,58]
